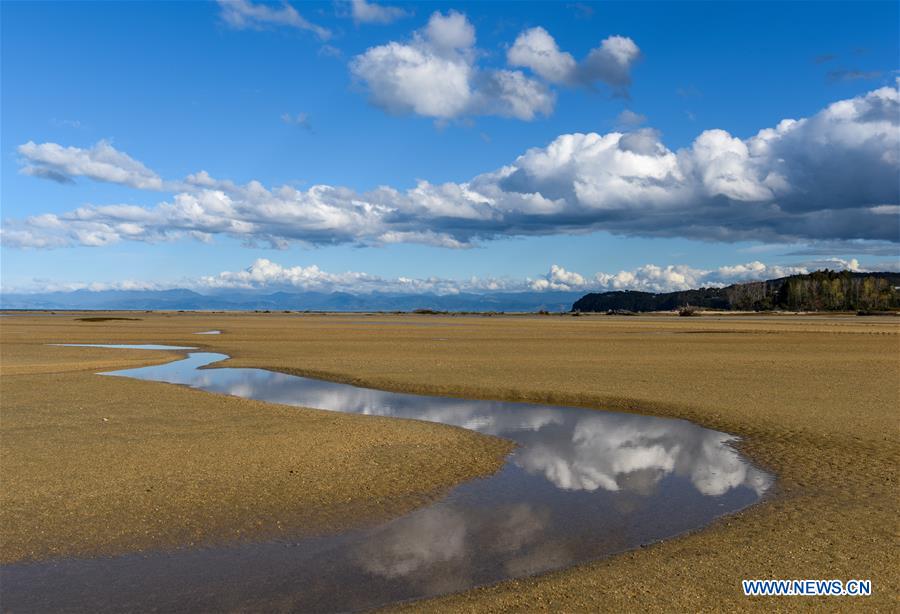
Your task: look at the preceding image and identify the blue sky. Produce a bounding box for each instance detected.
[1,1,898,295]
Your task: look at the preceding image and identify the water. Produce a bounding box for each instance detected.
[3,345,773,612]
[0,312,70,316]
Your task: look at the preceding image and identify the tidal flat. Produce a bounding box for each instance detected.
[1,312,898,611]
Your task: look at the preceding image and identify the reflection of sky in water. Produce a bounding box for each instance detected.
[4,347,773,613]
[107,352,772,500]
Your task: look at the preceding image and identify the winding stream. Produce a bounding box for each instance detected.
[3,345,773,612]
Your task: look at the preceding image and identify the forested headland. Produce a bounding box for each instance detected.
[572,270,900,313]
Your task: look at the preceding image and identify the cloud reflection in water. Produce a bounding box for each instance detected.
[124,356,771,500]
[79,350,775,608]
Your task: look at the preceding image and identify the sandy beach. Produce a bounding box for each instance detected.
[1,312,898,610]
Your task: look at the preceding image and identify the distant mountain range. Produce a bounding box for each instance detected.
[0,288,584,313]
[4,271,899,313]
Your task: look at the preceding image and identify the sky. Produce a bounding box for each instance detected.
[1,0,898,296]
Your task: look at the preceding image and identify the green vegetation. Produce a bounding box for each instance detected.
[729,270,898,311]
[574,270,900,313]
[573,288,729,312]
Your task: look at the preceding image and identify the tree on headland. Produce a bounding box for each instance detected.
[573,270,899,313]
[773,270,896,312]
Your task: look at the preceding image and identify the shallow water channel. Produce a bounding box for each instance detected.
[4,345,773,612]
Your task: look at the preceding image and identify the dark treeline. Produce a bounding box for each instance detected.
[726,270,898,311]
[571,288,729,312]
[572,270,900,313]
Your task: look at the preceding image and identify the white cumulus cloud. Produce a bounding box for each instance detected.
[4,257,882,297]
[350,11,554,120]
[17,140,163,190]
[527,258,896,295]
[508,27,640,92]
[5,86,899,250]
[348,0,409,25]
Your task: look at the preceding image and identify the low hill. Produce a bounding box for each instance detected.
[572,270,900,313]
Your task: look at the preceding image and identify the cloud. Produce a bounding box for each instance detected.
[815,50,885,83]
[356,507,468,579]
[350,11,554,120]
[8,278,168,294]
[17,140,163,190]
[826,69,883,83]
[508,27,640,92]
[568,3,594,19]
[483,85,899,243]
[528,265,586,292]
[21,167,76,185]
[425,10,474,50]
[506,27,576,85]
[217,0,330,39]
[202,258,864,294]
[579,35,641,90]
[50,118,82,129]
[5,86,899,249]
[616,109,646,127]
[201,258,383,292]
[529,257,900,295]
[196,258,526,294]
[281,112,313,130]
[528,261,818,293]
[5,255,886,296]
[513,413,772,497]
[676,85,702,99]
[0,228,72,249]
[775,239,900,258]
[819,257,860,271]
[348,0,409,25]
[865,259,900,272]
[318,44,343,58]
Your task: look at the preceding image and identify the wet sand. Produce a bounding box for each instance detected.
[0,319,513,563]
[1,312,898,610]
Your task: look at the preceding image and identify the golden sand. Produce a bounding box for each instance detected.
[0,317,512,563]
[1,312,898,610]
